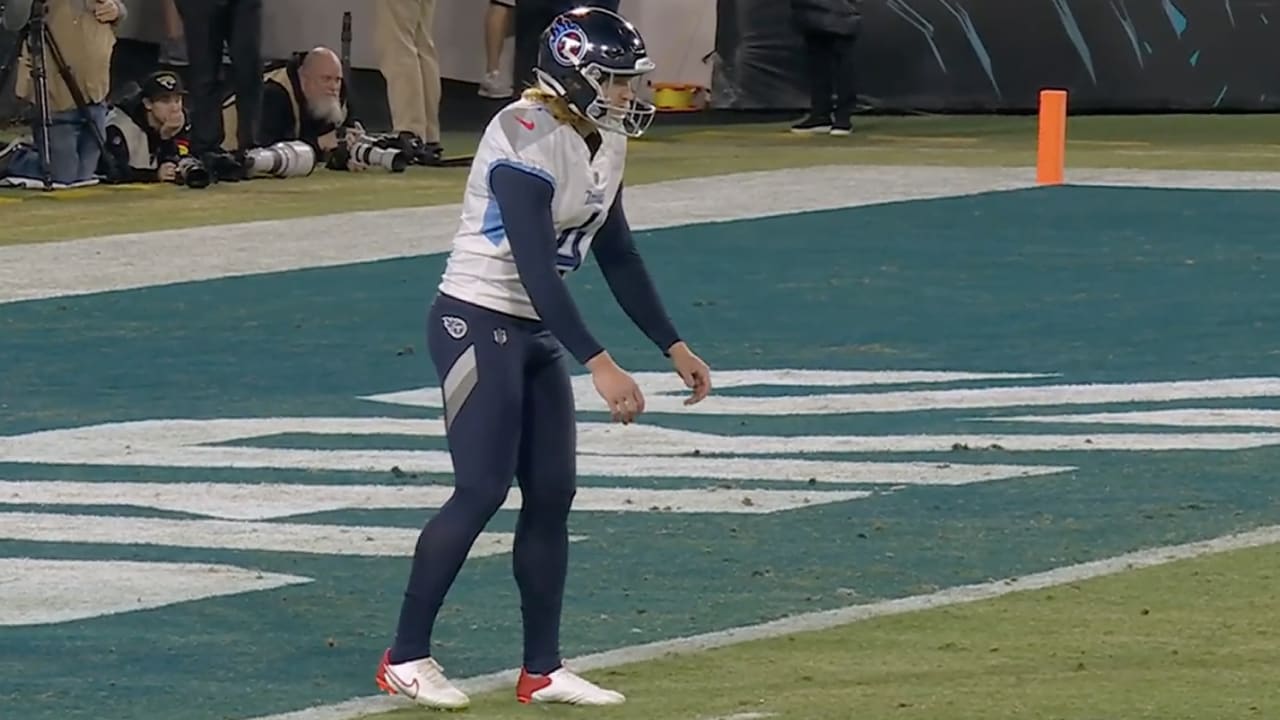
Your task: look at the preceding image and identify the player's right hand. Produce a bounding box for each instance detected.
[587,352,645,424]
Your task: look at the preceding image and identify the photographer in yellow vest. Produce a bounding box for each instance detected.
[220,47,360,160]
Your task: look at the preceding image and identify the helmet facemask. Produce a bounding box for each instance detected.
[536,58,657,139]
[580,62,656,138]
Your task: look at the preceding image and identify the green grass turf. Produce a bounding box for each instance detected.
[364,541,1279,720]
[2,113,1277,246]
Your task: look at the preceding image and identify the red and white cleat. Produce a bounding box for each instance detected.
[516,666,626,706]
[375,649,470,710]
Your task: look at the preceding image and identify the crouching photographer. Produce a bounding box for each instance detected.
[99,70,209,188]
[0,0,127,189]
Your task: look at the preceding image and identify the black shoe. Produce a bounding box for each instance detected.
[418,141,444,167]
[790,114,832,134]
[392,131,420,153]
[830,117,852,136]
[391,132,444,166]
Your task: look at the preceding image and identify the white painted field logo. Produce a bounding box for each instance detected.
[6,368,1280,625]
[7,368,1280,492]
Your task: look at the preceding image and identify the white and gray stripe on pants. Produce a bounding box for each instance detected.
[441,344,479,430]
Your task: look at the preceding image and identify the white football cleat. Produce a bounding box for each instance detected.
[516,666,626,705]
[375,649,470,710]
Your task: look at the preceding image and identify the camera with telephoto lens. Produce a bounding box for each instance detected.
[174,155,210,189]
[243,140,317,179]
[327,134,408,173]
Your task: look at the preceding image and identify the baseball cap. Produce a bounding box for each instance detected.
[140,71,186,100]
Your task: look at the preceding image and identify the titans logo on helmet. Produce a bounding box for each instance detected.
[549,18,589,67]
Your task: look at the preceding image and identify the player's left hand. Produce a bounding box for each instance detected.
[668,341,711,406]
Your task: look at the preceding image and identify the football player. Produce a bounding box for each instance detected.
[375,6,712,709]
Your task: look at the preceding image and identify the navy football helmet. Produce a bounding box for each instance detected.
[534,7,657,138]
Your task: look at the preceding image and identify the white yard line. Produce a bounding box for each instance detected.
[5,164,1279,306]
[249,524,1280,720]
[0,165,1029,304]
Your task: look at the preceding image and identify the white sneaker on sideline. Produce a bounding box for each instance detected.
[478,70,513,99]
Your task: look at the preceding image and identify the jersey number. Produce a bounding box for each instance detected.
[556,210,604,273]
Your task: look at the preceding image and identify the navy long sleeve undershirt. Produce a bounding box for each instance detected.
[489,166,681,364]
[490,164,605,365]
[590,188,682,355]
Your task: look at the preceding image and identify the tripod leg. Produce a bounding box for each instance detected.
[25,9,56,190]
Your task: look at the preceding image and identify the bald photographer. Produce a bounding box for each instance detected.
[219,47,407,177]
[220,48,354,154]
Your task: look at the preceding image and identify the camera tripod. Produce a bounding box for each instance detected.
[0,0,118,190]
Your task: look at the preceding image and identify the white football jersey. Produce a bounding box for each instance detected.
[438,98,628,319]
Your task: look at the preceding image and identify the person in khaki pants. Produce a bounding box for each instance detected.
[374,0,444,165]
[0,0,127,187]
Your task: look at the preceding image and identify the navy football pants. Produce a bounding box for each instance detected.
[390,293,576,674]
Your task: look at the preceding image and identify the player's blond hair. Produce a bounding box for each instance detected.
[522,87,595,135]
